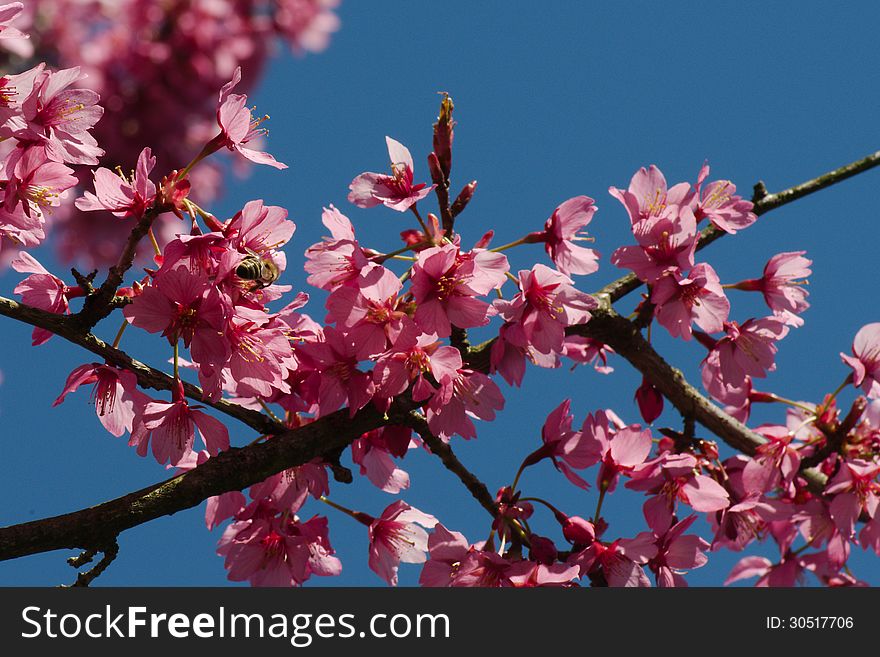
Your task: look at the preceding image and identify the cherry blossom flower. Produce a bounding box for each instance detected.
[644,513,710,587]
[213,67,287,169]
[531,195,600,276]
[494,264,596,355]
[693,161,757,234]
[825,459,880,540]
[651,263,730,339]
[16,65,104,165]
[411,242,508,338]
[731,251,812,326]
[0,3,27,41]
[351,427,413,494]
[424,368,505,440]
[525,399,597,489]
[580,410,653,493]
[248,460,329,515]
[76,147,157,218]
[610,205,698,283]
[11,251,81,345]
[348,136,435,211]
[53,363,148,437]
[627,452,730,514]
[419,524,473,587]
[366,500,438,586]
[129,380,229,466]
[699,317,789,398]
[2,145,77,217]
[372,324,462,402]
[218,508,341,587]
[841,323,880,398]
[299,327,375,417]
[608,164,693,225]
[304,205,370,291]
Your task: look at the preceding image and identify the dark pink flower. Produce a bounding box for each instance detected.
[494,264,596,355]
[841,323,880,398]
[76,147,157,218]
[725,554,804,587]
[627,452,730,514]
[11,251,80,345]
[580,410,653,493]
[351,427,413,494]
[367,500,438,586]
[372,324,462,401]
[634,376,663,424]
[129,381,230,466]
[218,509,341,587]
[643,512,710,587]
[215,67,287,169]
[825,459,880,539]
[561,335,614,374]
[425,369,505,440]
[300,327,375,417]
[348,136,435,212]
[652,263,730,339]
[2,145,77,217]
[304,205,370,291]
[248,460,329,514]
[529,399,597,489]
[732,251,812,326]
[411,243,508,338]
[536,195,600,276]
[53,363,148,437]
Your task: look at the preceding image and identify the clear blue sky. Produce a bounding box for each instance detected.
[2,2,879,586]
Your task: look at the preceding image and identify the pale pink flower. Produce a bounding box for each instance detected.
[825,459,880,539]
[533,195,600,276]
[627,452,730,513]
[304,205,370,291]
[2,145,77,216]
[248,460,329,514]
[0,3,27,41]
[609,164,693,225]
[367,500,438,586]
[11,251,80,345]
[610,205,698,283]
[652,263,730,339]
[53,363,148,437]
[494,264,596,355]
[214,67,287,169]
[643,512,710,587]
[693,161,757,233]
[561,335,614,374]
[580,410,653,493]
[16,66,104,165]
[841,323,880,398]
[351,427,412,494]
[225,198,296,254]
[732,251,812,326]
[76,147,157,218]
[419,524,473,587]
[348,136,435,212]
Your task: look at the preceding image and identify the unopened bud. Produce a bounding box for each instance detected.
[450,180,477,217]
[433,93,455,179]
[427,152,445,187]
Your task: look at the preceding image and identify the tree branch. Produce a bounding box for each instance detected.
[0,396,419,561]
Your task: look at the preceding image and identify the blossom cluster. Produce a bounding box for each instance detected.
[0,0,341,267]
[5,1,880,588]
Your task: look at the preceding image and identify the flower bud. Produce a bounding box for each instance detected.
[450,180,477,217]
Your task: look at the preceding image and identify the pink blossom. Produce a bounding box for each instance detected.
[561,335,614,374]
[824,459,880,539]
[274,0,341,54]
[419,524,472,587]
[218,509,341,587]
[0,3,27,41]
[129,381,230,466]
[643,512,710,587]
[627,452,730,513]
[693,162,757,233]
[725,555,804,587]
[16,66,104,164]
[507,561,580,588]
[571,537,655,587]
[580,410,653,493]
[841,323,880,398]
[2,145,77,217]
[534,195,600,276]
[651,263,730,339]
[449,550,518,587]
[411,243,508,338]
[699,317,789,398]
[248,460,329,514]
[11,251,80,345]
[299,327,375,417]
[123,266,229,367]
[53,363,148,437]
[372,324,462,401]
[75,147,157,218]
[732,251,812,326]
[348,136,435,212]
[367,500,438,586]
[528,399,597,489]
[214,67,287,169]
[326,264,410,359]
[425,369,505,440]
[225,198,296,254]
[494,264,596,355]
[610,205,698,283]
[609,164,693,225]
[304,205,370,291]
[351,427,413,494]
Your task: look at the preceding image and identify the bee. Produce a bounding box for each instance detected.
[236,249,281,290]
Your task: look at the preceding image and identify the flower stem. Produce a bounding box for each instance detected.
[409,205,430,235]
[110,320,128,349]
[489,237,527,253]
[147,228,161,257]
[172,340,179,381]
[258,399,282,424]
[319,496,371,526]
[592,486,607,524]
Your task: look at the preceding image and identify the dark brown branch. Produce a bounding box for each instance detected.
[597,149,880,303]
[65,542,118,587]
[0,295,278,435]
[0,397,419,561]
[405,412,498,518]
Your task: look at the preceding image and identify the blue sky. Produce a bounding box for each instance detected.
[2,2,880,586]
